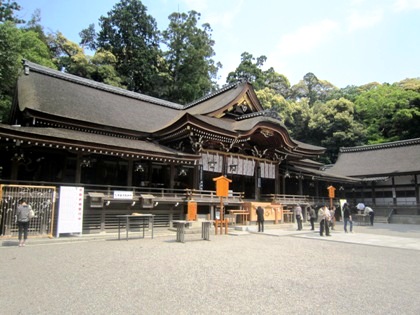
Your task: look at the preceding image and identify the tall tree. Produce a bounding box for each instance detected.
[0,21,55,122]
[226,52,266,89]
[0,21,20,122]
[262,68,291,97]
[96,0,162,95]
[79,23,97,51]
[161,10,220,104]
[48,32,124,88]
[308,98,366,163]
[0,0,24,23]
[355,84,420,143]
[290,72,337,105]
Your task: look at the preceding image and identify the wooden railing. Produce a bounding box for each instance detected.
[261,194,327,206]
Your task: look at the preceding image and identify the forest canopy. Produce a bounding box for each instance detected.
[1,0,419,163]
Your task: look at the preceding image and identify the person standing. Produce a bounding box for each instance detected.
[256,206,264,232]
[16,199,33,247]
[329,206,336,230]
[307,205,316,230]
[318,205,331,236]
[324,206,332,236]
[343,203,353,233]
[364,206,375,226]
[294,204,303,230]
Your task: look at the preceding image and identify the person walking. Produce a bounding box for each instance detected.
[343,203,353,233]
[256,206,264,232]
[16,199,33,247]
[307,205,316,230]
[294,204,303,230]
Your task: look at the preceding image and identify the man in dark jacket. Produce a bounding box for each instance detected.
[343,203,353,233]
[256,206,264,232]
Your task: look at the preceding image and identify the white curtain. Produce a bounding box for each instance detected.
[201,152,223,173]
[260,162,276,179]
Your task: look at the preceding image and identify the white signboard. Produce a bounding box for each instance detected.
[57,186,84,237]
[113,191,133,199]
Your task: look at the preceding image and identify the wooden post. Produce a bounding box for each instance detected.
[327,186,336,210]
[213,176,232,235]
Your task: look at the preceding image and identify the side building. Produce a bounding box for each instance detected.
[325,138,420,223]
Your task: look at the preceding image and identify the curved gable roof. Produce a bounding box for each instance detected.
[185,81,263,116]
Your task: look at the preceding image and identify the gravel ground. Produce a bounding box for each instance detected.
[1,224,420,315]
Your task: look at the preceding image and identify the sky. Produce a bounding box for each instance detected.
[16,0,420,88]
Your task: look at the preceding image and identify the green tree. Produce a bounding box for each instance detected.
[226,52,267,89]
[20,30,55,68]
[0,21,55,122]
[289,72,337,105]
[262,68,291,97]
[0,21,20,122]
[96,0,162,95]
[355,84,420,143]
[308,98,366,162]
[79,23,97,51]
[0,0,24,23]
[48,32,124,88]
[161,11,220,104]
[256,87,313,141]
[397,78,420,93]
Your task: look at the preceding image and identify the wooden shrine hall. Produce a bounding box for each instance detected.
[0,60,358,235]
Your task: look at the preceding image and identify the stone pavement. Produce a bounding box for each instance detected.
[265,223,420,251]
[1,222,420,314]
[2,222,420,250]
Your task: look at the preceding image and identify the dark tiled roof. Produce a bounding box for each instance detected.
[192,115,324,152]
[326,138,420,177]
[184,81,242,109]
[19,61,184,133]
[0,124,198,160]
[192,115,286,133]
[17,61,325,158]
[185,81,247,115]
[291,165,360,183]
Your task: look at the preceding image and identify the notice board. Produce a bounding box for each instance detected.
[57,186,84,237]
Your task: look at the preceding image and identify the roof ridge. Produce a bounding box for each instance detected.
[183,80,244,109]
[22,59,184,110]
[235,112,264,120]
[340,138,420,153]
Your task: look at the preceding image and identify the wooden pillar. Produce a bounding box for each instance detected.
[298,177,303,195]
[10,161,19,180]
[392,176,397,206]
[282,175,286,194]
[192,164,199,190]
[414,175,419,213]
[371,181,376,206]
[255,162,261,201]
[275,164,280,195]
[127,160,133,186]
[75,153,82,184]
[169,163,175,190]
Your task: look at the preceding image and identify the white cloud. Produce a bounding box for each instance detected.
[392,0,420,11]
[182,0,244,29]
[346,9,384,32]
[180,0,210,12]
[273,19,339,57]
